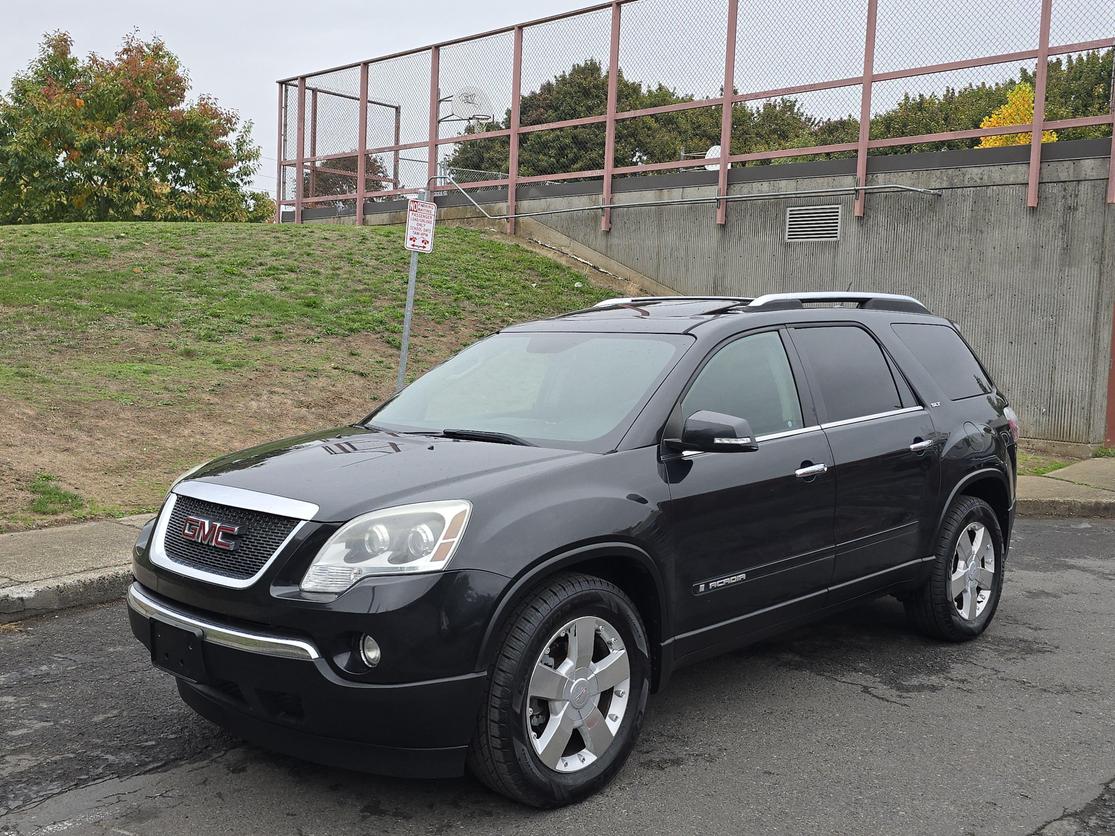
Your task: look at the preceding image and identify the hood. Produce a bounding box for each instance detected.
[185,426,588,521]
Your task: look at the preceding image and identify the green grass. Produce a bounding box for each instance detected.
[1095,447,1115,458]
[28,473,84,515]
[1017,451,1071,477]
[0,221,610,407]
[0,221,613,531]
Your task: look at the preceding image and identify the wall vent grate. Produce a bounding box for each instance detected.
[785,205,841,242]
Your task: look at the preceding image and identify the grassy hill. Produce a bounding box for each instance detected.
[0,222,612,531]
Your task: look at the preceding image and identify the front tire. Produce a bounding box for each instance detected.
[467,572,650,807]
[905,495,1004,641]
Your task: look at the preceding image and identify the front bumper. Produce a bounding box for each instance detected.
[127,583,487,778]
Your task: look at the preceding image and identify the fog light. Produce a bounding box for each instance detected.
[360,635,381,668]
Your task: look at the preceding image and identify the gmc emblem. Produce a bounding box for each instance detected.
[182,515,240,551]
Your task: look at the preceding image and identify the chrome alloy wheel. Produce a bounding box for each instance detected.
[526,615,632,773]
[951,521,997,620]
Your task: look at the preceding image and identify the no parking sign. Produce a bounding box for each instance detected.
[405,199,436,253]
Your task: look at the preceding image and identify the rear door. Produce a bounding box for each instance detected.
[661,328,835,655]
[788,323,939,597]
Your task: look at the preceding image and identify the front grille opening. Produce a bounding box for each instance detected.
[163,495,299,580]
[785,205,841,242]
[256,688,304,722]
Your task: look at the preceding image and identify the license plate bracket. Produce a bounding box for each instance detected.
[150,620,208,683]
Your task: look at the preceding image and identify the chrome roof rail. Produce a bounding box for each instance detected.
[593,296,753,308]
[747,291,930,314]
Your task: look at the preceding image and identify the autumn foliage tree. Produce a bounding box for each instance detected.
[0,32,273,224]
[445,49,1111,176]
[978,82,1057,147]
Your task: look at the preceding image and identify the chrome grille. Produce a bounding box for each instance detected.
[163,495,299,580]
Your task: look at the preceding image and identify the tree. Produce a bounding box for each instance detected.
[870,83,1012,154]
[1037,50,1113,141]
[978,82,1057,147]
[444,60,858,177]
[303,155,390,204]
[443,48,1112,177]
[0,31,273,224]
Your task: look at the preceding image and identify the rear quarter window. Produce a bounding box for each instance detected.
[892,323,993,400]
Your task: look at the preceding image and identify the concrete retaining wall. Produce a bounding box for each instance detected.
[325,139,1115,446]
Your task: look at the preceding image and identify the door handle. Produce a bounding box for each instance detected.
[909,439,935,453]
[795,463,828,479]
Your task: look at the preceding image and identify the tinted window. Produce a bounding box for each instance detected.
[371,332,688,448]
[682,331,804,437]
[892,323,993,400]
[792,326,902,422]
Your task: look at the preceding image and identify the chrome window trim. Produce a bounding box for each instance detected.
[675,408,922,460]
[819,405,923,430]
[174,480,319,520]
[679,424,822,458]
[149,492,309,590]
[755,424,822,442]
[127,583,319,661]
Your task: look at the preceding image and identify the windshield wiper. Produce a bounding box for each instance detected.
[441,428,534,446]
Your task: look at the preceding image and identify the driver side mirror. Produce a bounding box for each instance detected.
[666,410,759,453]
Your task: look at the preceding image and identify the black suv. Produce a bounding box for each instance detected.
[128,292,1017,807]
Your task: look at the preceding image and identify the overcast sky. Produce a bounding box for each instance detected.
[1,0,1100,199]
[0,0,580,197]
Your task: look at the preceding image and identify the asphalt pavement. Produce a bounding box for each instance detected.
[2,517,1114,835]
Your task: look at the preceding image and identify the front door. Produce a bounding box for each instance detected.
[660,329,836,659]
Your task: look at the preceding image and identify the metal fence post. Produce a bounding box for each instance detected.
[1027,0,1053,208]
[427,47,441,191]
[295,76,306,223]
[392,106,402,188]
[1108,114,1115,205]
[717,0,739,226]
[275,83,284,223]
[507,26,524,235]
[1108,49,1115,204]
[356,63,369,225]
[309,89,318,202]
[601,2,622,232]
[853,0,879,218]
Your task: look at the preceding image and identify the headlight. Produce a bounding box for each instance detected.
[300,500,472,593]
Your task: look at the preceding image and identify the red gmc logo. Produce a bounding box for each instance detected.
[181,515,240,551]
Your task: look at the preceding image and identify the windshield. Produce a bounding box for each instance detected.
[368,331,690,450]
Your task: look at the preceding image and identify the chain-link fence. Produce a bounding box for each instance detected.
[276,0,1114,223]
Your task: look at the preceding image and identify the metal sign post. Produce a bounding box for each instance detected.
[397,190,436,391]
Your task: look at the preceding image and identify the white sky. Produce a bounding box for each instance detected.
[0,0,580,197]
[0,0,1103,198]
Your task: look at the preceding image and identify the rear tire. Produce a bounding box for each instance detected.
[467,572,650,807]
[905,495,1004,641]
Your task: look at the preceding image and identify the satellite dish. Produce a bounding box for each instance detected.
[452,86,494,122]
[704,145,722,171]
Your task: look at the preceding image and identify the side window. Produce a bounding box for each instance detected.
[681,331,804,437]
[792,326,902,423]
[892,323,993,400]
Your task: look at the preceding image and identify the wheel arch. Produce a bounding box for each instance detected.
[942,467,1013,546]
[477,542,671,692]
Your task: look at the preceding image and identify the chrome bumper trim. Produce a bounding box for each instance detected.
[127,583,320,661]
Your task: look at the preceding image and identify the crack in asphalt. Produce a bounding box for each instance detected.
[2,519,1114,835]
[1030,776,1115,835]
[807,670,912,707]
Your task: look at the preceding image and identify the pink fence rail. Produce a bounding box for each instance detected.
[275,0,1115,226]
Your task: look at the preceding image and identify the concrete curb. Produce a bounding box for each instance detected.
[0,567,132,624]
[1016,497,1115,519]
